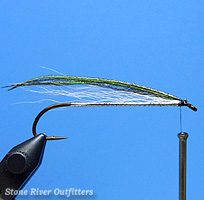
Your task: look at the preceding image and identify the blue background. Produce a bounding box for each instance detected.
[0,1,203,199]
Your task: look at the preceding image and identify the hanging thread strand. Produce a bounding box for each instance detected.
[180,106,183,132]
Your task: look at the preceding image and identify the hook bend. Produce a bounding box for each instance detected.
[32,103,72,140]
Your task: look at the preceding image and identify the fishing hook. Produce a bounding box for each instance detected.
[33,99,197,140]
[32,103,72,140]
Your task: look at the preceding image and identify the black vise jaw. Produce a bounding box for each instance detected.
[0,134,47,200]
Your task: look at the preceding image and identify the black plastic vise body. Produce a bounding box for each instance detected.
[0,134,46,200]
